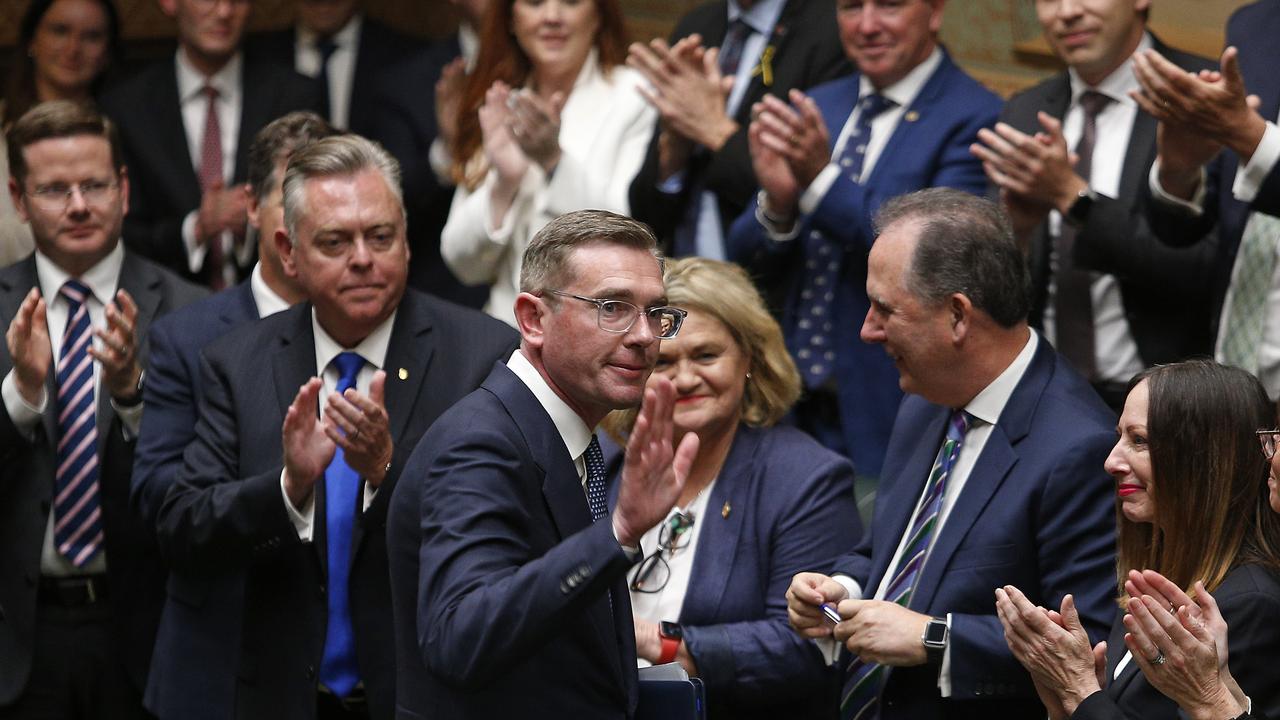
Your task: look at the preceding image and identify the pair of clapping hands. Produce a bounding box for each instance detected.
[996,570,1247,720]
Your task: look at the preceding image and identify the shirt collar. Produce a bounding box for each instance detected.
[963,329,1039,427]
[297,13,362,50]
[858,46,943,109]
[249,262,293,318]
[310,306,396,375]
[506,349,594,463]
[727,0,786,37]
[34,242,124,307]
[175,47,243,104]
[1068,32,1150,108]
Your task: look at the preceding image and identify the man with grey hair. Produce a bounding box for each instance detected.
[387,209,697,718]
[786,189,1117,720]
[146,134,518,720]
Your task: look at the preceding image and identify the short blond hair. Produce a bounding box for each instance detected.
[604,257,800,439]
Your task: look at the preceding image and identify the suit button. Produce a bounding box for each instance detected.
[577,564,591,579]
[560,581,571,595]
[318,584,326,598]
[306,665,316,680]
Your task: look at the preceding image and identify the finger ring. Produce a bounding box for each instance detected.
[1150,650,1167,665]
[788,133,799,146]
[351,428,361,441]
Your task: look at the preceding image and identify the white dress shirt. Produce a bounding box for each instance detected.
[830,331,1040,696]
[0,244,141,577]
[281,308,396,539]
[1039,34,1149,384]
[295,14,362,130]
[175,49,253,285]
[248,262,293,319]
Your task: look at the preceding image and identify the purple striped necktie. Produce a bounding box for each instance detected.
[840,410,972,720]
[53,279,104,567]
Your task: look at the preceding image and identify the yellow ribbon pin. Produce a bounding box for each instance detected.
[751,45,776,87]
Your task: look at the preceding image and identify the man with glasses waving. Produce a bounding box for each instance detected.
[388,209,697,719]
[0,101,204,718]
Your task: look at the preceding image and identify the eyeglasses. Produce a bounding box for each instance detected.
[26,180,118,210]
[548,291,686,339]
[1258,429,1280,459]
[629,511,696,594]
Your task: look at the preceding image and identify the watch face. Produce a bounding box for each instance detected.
[660,621,683,640]
[924,619,947,645]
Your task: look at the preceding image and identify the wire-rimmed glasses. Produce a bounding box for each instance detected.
[548,291,686,339]
[25,180,119,211]
[629,511,696,594]
[1258,429,1280,459]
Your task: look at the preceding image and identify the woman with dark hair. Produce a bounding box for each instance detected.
[602,257,860,720]
[2,0,120,265]
[440,0,655,327]
[995,360,1280,720]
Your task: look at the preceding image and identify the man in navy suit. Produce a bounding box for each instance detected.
[145,135,518,720]
[131,111,338,532]
[1133,0,1280,398]
[726,0,1000,480]
[787,189,1117,720]
[387,210,699,718]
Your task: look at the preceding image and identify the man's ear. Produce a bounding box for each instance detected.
[514,292,548,350]
[8,177,26,224]
[949,292,973,343]
[276,229,298,277]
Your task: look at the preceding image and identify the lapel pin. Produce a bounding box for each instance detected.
[722,501,732,519]
[398,368,408,380]
[905,111,920,123]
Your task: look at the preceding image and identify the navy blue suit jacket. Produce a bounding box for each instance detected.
[132,281,258,531]
[726,51,1001,478]
[604,424,860,720]
[832,337,1117,719]
[1148,1,1280,330]
[145,291,517,720]
[387,362,638,719]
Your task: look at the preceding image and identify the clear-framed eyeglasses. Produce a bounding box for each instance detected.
[1258,429,1280,459]
[629,511,696,594]
[25,180,119,211]
[548,291,687,339]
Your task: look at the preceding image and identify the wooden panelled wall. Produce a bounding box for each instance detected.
[0,0,1255,98]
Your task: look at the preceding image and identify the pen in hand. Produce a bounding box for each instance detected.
[820,603,842,624]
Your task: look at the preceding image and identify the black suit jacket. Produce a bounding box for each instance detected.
[247,16,424,138]
[0,252,204,705]
[387,362,639,719]
[1086,563,1280,720]
[99,57,319,284]
[1003,39,1217,369]
[145,291,518,720]
[627,0,850,253]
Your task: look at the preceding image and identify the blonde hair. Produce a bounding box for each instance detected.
[604,257,800,440]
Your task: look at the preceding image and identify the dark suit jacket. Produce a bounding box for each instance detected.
[144,291,518,720]
[602,424,860,720]
[0,252,204,705]
[1148,1,1280,331]
[831,337,1118,720]
[368,36,488,309]
[1088,563,1280,720]
[131,281,258,531]
[247,16,424,138]
[1003,39,1217,368]
[387,362,639,719]
[628,0,850,254]
[726,51,1002,478]
[99,57,319,284]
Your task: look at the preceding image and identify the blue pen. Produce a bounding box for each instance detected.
[820,603,842,624]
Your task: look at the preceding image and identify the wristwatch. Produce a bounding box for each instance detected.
[1065,187,1098,227]
[658,621,683,665]
[114,370,146,408]
[921,616,948,666]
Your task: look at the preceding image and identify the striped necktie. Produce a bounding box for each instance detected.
[840,410,972,720]
[53,279,104,567]
[1219,212,1280,372]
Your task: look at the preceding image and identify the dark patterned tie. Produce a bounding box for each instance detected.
[793,94,895,387]
[53,280,103,567]
[1053,90,1111,380]
[319,351,363,696]
[840,410,972,720]
[198,85,227,291]
[316,36,339,124]
[717,18,752,77]
[584,435,608,522]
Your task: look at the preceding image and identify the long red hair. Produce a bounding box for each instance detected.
[451,0,630,190]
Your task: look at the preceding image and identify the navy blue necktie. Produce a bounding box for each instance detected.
[319,351,363,696]
[53,280,103,567]
[584,435,608,522]
[793,94,895,388]
[316,36,339,124]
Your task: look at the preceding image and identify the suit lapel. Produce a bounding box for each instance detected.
[236,64,270,181]
[1104,616,1141,696]
[0,259,57,444]
[867,50,954,187]
[271,305,323,566]
[681,426,754,619]
[96,253,165,452]
[868,407,949,589]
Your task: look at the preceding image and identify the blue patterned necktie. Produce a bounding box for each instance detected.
[584,435,608,522]
[793,94,896,387]
[53,280,103,567]
[840,410,972,720]
[319,351,363,696]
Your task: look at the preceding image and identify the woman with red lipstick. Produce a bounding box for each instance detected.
[439,0,656,328]
[602,257,860,720]
[1,0,120,267]
[996,360,1280,720]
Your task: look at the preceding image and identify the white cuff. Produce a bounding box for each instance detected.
[281,468,316,542]
[182,211,207,274]
[1233,121,1280,204]
[799,163,841,217]
[756,191,801,242]
[937,612,953,697]
[429,137,455,187]
[111,397,144,438]
[1,368,46,436]
[1148,161,1207,216]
